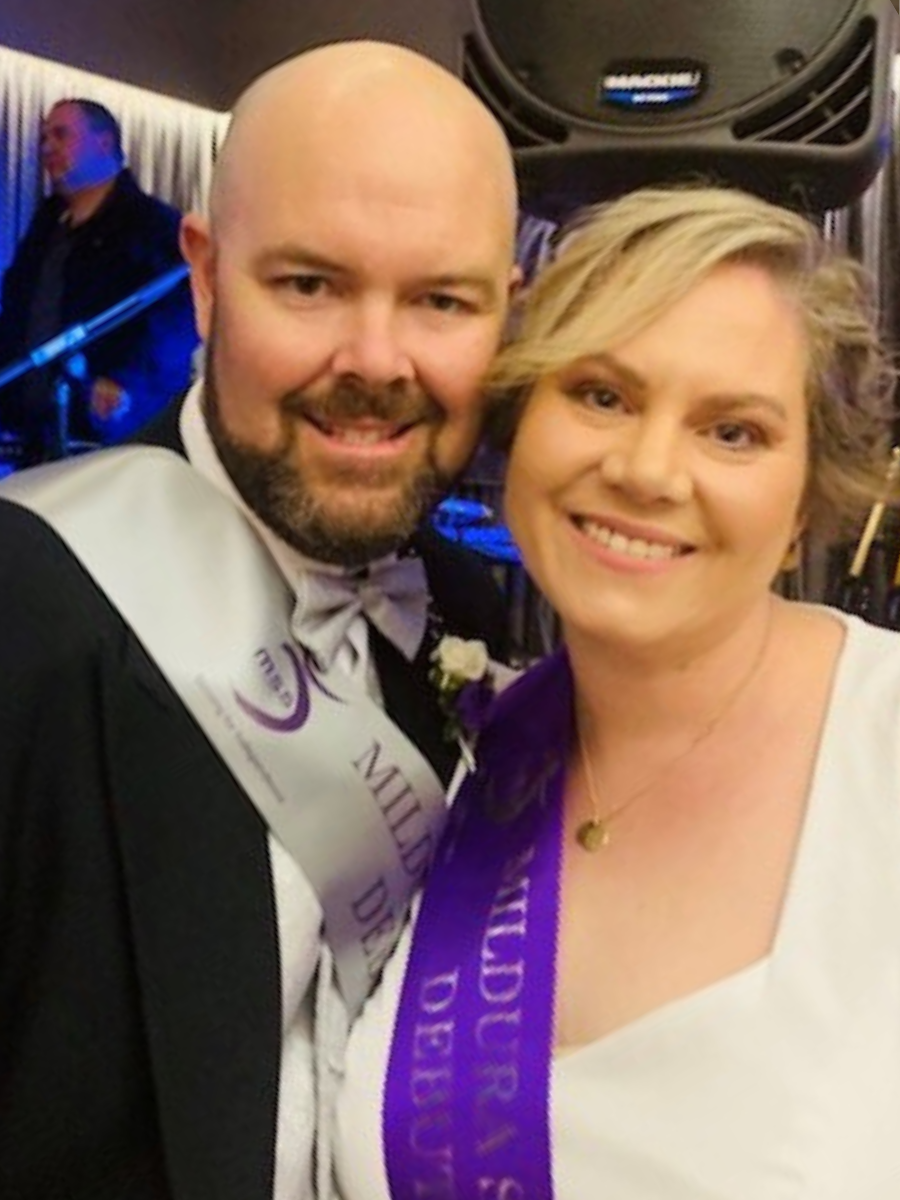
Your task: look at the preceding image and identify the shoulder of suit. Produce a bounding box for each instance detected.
[0,498,128,656]
[105,171,183,236]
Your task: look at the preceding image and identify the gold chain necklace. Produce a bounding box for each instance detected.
[574,611,773,852]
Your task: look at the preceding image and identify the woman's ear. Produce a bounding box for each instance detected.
[782,515,807,572]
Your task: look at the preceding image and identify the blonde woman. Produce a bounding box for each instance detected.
[332,186,900,1199]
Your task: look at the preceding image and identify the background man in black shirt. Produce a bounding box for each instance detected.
[0,98,197,461]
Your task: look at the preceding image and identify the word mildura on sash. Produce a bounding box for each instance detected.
[475,844,534,1158]
[351,740,439,982]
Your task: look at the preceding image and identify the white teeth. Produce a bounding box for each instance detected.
[330,427,387,445]
[581,520,680,561]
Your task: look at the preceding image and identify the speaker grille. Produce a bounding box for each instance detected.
[463,35,568,149]
[732,18,876,147]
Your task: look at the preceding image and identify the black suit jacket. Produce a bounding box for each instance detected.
[0,401,507,1199]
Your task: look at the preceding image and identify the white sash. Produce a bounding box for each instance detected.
[2,447,447,1016]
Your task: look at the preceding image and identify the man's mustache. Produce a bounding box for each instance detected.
[282,382,440,427]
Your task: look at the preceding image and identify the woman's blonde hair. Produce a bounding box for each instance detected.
[489,186,895,538]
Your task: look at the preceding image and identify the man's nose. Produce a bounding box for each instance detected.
[330,301,415,386]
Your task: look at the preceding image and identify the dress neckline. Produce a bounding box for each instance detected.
[555,606,856,1064]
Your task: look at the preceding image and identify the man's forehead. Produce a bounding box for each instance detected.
[43,103,84,132]
[217,140,515,288]
[239,180,509,261]
[244,127,507,227]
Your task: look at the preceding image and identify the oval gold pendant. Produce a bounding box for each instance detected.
[576,818,610,852]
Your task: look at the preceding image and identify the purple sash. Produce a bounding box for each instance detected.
[383,652,573,1199]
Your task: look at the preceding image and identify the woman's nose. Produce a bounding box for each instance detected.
[600,416,693,505]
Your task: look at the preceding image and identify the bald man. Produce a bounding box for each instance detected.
[0,43,518,1200]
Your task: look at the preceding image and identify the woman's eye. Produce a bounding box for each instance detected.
[570,382,625,411]
[710,421,767,449]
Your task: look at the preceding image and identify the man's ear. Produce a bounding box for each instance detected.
[98,131,116,160]
[507,263,525,304]
[500,264,527,347]
[179,213,215,341]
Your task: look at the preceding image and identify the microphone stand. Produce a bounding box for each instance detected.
[0,263,189,460]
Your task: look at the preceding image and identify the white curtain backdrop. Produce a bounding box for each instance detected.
[0,46,230,284]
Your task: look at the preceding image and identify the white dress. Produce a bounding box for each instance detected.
[332,612,900,1199]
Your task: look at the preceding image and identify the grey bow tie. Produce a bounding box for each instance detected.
[291,556,430,671]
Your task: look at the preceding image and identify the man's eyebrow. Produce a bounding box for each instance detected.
[254,247,343,274]
[425,274,501,304]
[254,248,500,302]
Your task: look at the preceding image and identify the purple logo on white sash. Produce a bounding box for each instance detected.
[234,642,343,732]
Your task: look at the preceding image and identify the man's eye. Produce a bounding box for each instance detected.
[422,293,471,314]
[284,274,330,297]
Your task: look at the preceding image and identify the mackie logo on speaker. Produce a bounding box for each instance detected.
[600,60,706,110]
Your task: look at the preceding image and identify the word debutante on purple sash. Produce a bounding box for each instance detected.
[383,653,572,1199]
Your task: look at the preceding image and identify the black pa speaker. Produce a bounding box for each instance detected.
[465,0,898,215]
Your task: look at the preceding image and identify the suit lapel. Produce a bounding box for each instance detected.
[370,625,458,787]
[106,638,280,1200]
[371,530,504,788]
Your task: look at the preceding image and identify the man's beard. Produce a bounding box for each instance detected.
[203,356,456,567]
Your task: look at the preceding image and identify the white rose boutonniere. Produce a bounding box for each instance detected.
[434,635,490,683]
[430,635,499,766]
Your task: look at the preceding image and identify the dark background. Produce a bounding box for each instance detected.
[0,0,469,111]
